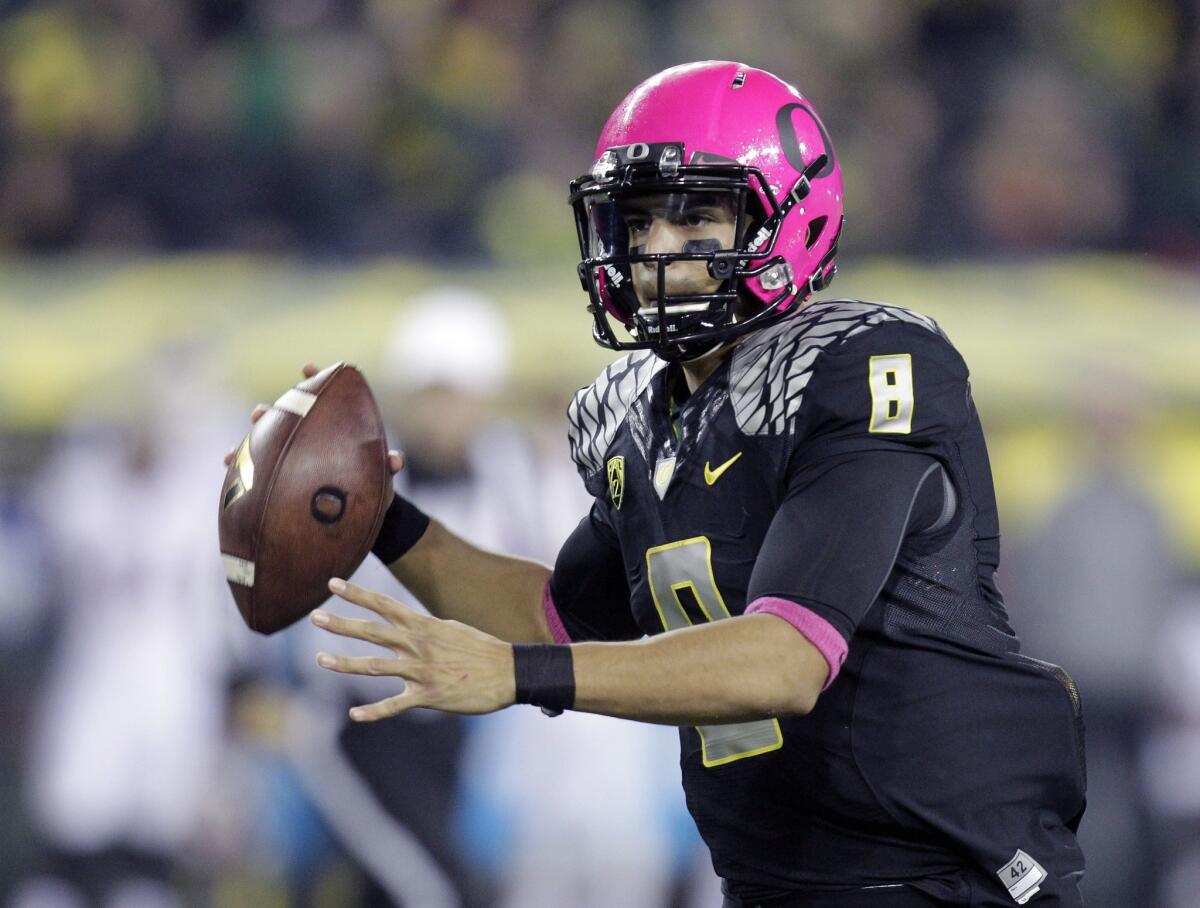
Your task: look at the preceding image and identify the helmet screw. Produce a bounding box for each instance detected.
[709,253,738,279]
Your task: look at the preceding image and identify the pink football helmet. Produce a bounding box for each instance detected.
[569,61,844,360]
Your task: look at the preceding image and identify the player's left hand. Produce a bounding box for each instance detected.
[312,578,515,720]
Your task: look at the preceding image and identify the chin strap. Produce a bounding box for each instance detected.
[756,153,830,248]
[783,154,828,213]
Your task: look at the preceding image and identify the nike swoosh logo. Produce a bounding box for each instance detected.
[704,452,743,486]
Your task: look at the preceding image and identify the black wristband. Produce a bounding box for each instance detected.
[512,644,575,712]
[371,493,431,566]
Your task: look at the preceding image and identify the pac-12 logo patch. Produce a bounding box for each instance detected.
[607,455,625,510]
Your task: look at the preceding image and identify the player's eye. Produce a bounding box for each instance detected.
[682,211,715,228]
[624,213,651,234]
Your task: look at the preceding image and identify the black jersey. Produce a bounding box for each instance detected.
[549,301,1086,905]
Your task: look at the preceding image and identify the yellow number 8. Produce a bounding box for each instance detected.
[868,353,914,434]
[645,537,784,768]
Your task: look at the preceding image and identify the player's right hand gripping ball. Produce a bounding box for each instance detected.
[218,363,391,634]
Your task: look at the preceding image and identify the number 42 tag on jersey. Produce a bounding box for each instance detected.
[997,849,1047,904]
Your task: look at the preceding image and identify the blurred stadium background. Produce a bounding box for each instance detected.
[1,1,1199,907]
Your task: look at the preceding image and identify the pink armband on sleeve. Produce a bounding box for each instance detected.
[745,596,849,690]
[542,580,572,644]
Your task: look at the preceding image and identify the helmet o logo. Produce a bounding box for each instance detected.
[626,143,650,161]
[776,103,835,178]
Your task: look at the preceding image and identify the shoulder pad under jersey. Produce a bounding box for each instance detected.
[729,300,943,436]
[567,349,666,482]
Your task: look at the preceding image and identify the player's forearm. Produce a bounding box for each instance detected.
[570,613,827,724]
[387,518,554,643]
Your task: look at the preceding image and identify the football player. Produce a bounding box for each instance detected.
[286,62,1086,906]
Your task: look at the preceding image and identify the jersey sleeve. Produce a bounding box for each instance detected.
[741,315,968,683]
[789,317,973,468]
[546,499,642,643]
[745,448,950,684]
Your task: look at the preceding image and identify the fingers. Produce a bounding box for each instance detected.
[327,578,417,627]
[302,362,319,378]
[347,691,420,722]
[315,651,424,682]
[387,450,405,475]
[250,403,269,424]
[310,609,401,649]
[223,446,236,467]
[313,600,512,718]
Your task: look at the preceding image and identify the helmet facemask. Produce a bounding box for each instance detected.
[569,142,836,362]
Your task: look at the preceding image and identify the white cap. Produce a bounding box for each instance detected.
[379,286,511,393]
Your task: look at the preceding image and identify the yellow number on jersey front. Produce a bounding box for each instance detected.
[645,536,783,768]
[868,354,914,434]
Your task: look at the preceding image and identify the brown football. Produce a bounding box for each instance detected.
[218,363,390,634]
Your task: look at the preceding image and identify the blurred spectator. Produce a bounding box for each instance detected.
[1009,382,1181,908]
[1140,596,1200,908]
[195,678,346,907]
[284,287,527,908]
[456,707,695,908]
[964,62,1129,252]
[16,340,247,907]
